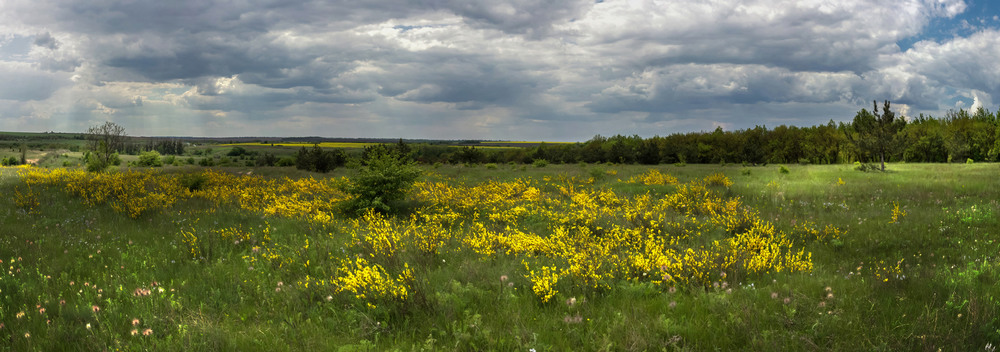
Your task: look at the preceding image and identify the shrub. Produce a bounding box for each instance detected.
[853,161,880,172]
[704,173,734,187]
[178,173,209,191]
[340,148,422,215]
[533,159,549,168]
[256,153,278,167]
[86,152,119,172]
[198,158,215,167]
[163,155,176,165]
[296,145,346,173]
[276,157,295,167]
[137,150,163,167]
[674,162,687,167]
[741,168,751,176]
[966,158,974,164]
[485,163,498,169]
[1,156,19,166]
[779,165,790,174]
[227,147,248,157]
[588,167,606,182]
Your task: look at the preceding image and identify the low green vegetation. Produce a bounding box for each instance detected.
[2,162,999,351]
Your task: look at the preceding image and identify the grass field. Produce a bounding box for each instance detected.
[1,163,999,351]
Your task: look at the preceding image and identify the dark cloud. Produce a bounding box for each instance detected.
[445,0,593,36]
[0,63,67,101]
[373,51,554,108]
[1,0,993,139]
[33,32,59,50]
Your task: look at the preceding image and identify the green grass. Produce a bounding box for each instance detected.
[2,163,999,351]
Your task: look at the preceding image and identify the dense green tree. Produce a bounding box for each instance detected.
[295,146,313,171]
[19,141,27,164]
[454,146,485,164]
[636,138,661,165]
[902,117,948,162]
[256,153,278,167]
[295,145,346,172]
[846,101,906,171]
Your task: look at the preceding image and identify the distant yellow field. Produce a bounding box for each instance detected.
[489,141,574,144]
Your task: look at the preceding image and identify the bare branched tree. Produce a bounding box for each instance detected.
[86,121,127,171]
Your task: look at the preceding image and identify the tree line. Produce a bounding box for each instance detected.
[79,103,999,173]
[401,104,998,166]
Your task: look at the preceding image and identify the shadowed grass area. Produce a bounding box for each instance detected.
[1,163,999,351]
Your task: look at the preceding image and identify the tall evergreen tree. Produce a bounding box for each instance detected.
[847,100,906,171]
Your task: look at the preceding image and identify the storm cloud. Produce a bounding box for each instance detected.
[0,0,995,140]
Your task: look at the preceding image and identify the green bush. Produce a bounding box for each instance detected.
[1,156,19,166]
[227,146,248,157]
[853,161,880,172]
[85,152,119,172]
[779,165,790,174]
[276,157,295,167]
[256,153,277,167]
[137,150,163,167]
[340,147,422,215]
[177,173,208,191]
[533,159,549,168]
[485,163,498,169]
[589,167,607,181]
[740,168,751,176]
[966,158,974,164]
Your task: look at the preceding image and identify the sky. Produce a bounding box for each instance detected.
[1,0,998,141]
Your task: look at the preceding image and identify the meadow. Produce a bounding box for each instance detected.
[1,162,999,351]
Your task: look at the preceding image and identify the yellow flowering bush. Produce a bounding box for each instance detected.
[703,173,734,187]
[333,258,413,308]
[14,166,832,305]
[524,262,562,303]
[625,169,679,185]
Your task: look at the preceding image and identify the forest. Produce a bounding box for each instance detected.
[435,105,998,166]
